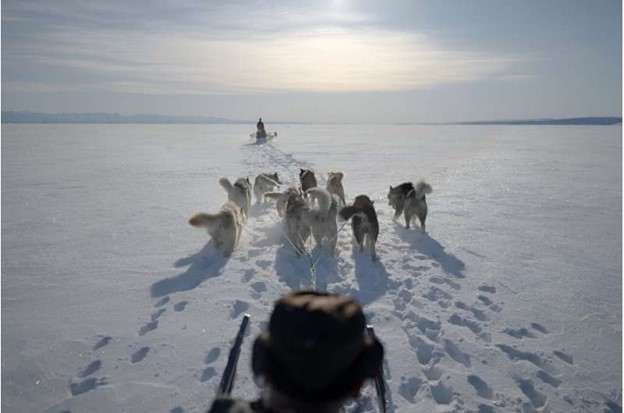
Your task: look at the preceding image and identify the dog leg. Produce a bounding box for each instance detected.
[338,189,346,207]
[393,206,402,221]
[223,241,234,257]
[364,233,377,261]
[277,198,286,217]
[354,228,365,252]
[327,236,337,255]
[312,227,323,247]
[370,239,378,262]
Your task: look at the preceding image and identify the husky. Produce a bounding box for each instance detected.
[339,195,379,261]
[284,191,311,254]
[403,180,433,230]
[219,177,252,219]
[253,172,281,204]
[264,187,301,217]
[387,182,414,221]
[188,201,243,257]
[301,187,339,253]
[299,168,318,192]
[326,171,346,206]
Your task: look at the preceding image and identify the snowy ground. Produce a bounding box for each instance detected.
[2,123,621,413]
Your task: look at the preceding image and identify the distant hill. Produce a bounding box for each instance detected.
[1,111,248,124]
[454,117,622,126]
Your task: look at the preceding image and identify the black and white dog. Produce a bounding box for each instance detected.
[339,195,379,261]
[388,180,432,230]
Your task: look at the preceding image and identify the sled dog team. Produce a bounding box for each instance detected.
[189,169,432,260]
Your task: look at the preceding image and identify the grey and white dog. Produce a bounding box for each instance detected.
[326,171,346,206]
[219,177,252,220]
[339,195,379,261]
[253,172,281,204]
[403,180,433,231]
[388,180,432,230]
[188,201,243,257]
[264,187,301,217]
[302,187,339,254]
[284,190,311,255]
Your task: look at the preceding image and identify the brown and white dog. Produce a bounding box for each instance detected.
[188,201,243,257]
[339,195,379,261]
[326,171,346,206]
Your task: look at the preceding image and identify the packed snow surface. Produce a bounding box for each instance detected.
[2,123,621,412]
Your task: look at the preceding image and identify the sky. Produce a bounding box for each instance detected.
[1,0,622,123]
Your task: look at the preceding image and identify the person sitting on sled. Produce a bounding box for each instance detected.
[257,118,265,133]
[207,291,384,413]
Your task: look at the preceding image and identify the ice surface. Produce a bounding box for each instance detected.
[2,123,621,412]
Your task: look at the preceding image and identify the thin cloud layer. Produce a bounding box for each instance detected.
[6,27,515,95]
[2,1,517,95]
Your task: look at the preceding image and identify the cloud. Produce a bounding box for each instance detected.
[3,1,521,95]
[10,27,519,95]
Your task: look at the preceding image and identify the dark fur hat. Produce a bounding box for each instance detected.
[252,291,383,402]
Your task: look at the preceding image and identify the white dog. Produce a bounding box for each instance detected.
[219,177,252,219]
[301,187,339,254]
[253,172,281,204]
[326,171,346,206]
[188,202,243,257]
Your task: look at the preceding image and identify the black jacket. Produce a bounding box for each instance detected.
[208,397,266,413]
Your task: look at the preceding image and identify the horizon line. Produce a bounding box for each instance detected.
[1,111,621,126]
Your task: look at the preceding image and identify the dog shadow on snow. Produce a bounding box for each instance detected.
[394,224,465,278]
[350,250,390,306]
[274,244,341,292]
[150,240,229,298]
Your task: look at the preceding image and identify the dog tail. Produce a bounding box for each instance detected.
[339,205,363,221]
[219,177,234,193]
[263,191,284,201]
[414,180,433,198]
[306,187,332,212]
[189,212,220,230]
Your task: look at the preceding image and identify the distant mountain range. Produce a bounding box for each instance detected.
[453,117,622,125]
[1,111,621,125]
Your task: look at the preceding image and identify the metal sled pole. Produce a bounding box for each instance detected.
[217,314,250,395]
[366,325,387,413]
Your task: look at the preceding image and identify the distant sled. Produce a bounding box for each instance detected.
[250,131,278,143]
